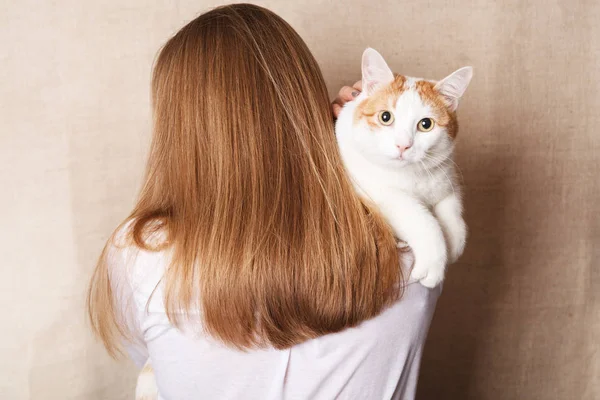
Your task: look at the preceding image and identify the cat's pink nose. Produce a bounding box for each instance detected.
[397,144,412,154]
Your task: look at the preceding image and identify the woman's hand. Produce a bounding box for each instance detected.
[331,80,362,118]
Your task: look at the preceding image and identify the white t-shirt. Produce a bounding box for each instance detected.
[108,230,441,400]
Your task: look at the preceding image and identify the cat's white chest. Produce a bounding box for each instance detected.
[350,162,456,208]
[405,166,456,206]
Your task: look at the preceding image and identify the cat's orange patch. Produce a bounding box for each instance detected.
[354,74,407,127]
[416,80,458,139]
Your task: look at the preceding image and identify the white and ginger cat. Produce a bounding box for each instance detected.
[336,48,472,288]
[134,49,472,399]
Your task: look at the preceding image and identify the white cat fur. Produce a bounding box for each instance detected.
[335,48,472,288]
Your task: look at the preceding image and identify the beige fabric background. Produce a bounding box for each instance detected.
[1,0,598,399]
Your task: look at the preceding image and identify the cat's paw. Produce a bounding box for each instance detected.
[447,224,467,264]
[396,240,410,251]
[448,238,466,264]
[410,255,446,288]
[418,267,445,288]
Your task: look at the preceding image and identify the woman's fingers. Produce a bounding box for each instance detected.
[338,85,359,103]
[331,80,363,118]
[332,103,343,118]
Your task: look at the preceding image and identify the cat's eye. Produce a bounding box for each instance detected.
[378,111,394,126]
[417,118,435,132]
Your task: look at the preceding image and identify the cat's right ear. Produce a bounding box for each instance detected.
[434,67,473,112]
[361,48,395,95]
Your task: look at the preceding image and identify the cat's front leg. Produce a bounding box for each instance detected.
[377,193,447,288]
[433,192,467,264]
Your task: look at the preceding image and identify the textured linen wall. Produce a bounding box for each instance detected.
[1,1,597,399]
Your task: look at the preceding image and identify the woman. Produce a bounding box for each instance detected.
[87,4,441,399]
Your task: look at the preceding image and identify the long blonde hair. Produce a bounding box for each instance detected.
[87,3,402,356]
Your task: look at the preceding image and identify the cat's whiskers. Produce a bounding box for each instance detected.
[424,153,462,185]
[423,151,450,167]
[418,160,435,183]
[421,153,449,171]
[425,151,465,185]
[409,161,426,181]
[424,154,456,195]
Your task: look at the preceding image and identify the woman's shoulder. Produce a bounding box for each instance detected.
[106,219,171,298]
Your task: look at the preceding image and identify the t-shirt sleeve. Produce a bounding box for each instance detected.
[105,236,149,369]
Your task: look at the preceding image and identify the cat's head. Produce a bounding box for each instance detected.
[344,48,472,169]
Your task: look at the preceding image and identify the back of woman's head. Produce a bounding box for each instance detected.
[88,3,402,354]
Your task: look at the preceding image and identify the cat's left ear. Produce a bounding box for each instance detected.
[361,48,395,95]
[434,67,473,111]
